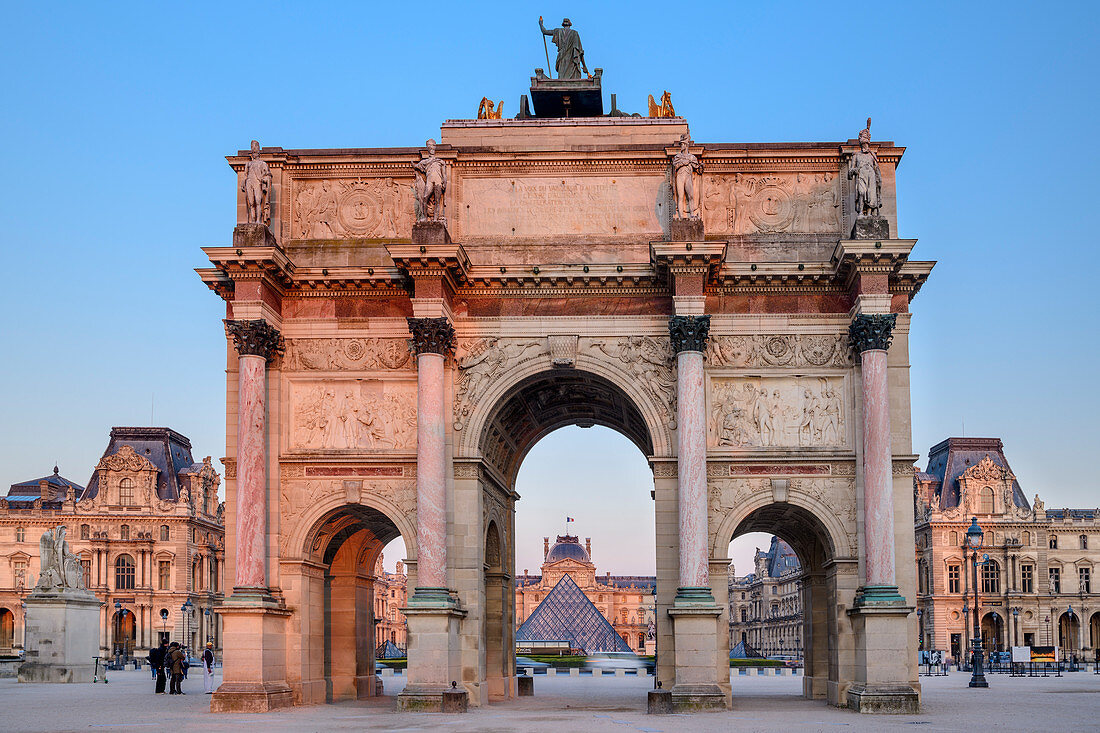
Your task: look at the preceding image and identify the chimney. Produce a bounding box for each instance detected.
[40,480,50,500]
[585,537,591,556]
[543,537,549,559]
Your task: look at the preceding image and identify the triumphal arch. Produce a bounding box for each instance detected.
[199,77,933,713]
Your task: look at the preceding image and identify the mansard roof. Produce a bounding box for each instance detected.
[515,573,633,654]
[766,537,800,577]
[6,466,86,502]
[923,437,1029,511]
[84,427,196,502]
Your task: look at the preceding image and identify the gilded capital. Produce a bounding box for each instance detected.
[407,317,456,356]
[848,313,897,353]
[668,315,711,354]
[224,319,284,362]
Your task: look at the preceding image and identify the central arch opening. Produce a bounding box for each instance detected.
[479,369,659,707]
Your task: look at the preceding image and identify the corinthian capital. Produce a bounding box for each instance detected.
[224,319,284,362]
[407,317,456,356]
[848,313,897,353]
[668,315,711,354]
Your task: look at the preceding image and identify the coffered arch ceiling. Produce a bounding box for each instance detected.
[479,370,653,487]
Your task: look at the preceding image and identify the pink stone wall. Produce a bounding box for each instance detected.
[676,351,709,589]
[860,349,895,587]
[416,352,447,589]
[235,354,268,589]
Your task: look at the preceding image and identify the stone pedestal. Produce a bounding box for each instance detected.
[850,216,890,240]
[18,592,101,683]
[210,604,292,712]
[517,675,534,696]
[846,606,920,713]
[669,217,704,242]
[647,687,673,714]
[668,606,727,710]
[398,606,467,711]
[232,223,277,248]
[412,221,451,244]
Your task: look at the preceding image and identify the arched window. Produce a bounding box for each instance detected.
[981,559,1000,594]
[1050,536,1058,550]
[120,525,130,540]
[118,478,134,506]
[80,524,90,540]
[115,554,135,590]
[160,525,170,541]
[979,486,995,514]
[1081,535,1088,550]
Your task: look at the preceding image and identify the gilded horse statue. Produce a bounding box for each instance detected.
[477,97,503,120]
[648,90,676,118]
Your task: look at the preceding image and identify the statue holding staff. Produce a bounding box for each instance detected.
[242,140,272,225]
[539,16,587,80]
[672,133,702,219]
[847,118,882,217]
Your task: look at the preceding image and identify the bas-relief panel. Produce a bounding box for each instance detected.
[283,338,414,372]
[455,175,668,239]
[291,178,415,239]
[701,173,841,235]
[708,376,848,449]
[288,379,416,452]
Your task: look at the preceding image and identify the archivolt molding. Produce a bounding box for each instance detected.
[455,336,674,461]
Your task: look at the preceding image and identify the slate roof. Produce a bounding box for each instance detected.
[515,574,633,654]
[545,534,591,564]
[6,467,86,502]
[1046,508,1097,520]
[765,537,800,577]
[84,427,196,501]
[922,438,1029,511]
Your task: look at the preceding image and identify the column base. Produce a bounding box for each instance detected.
[224,586,283,608]
[674,586,716,605]
[846,683,920,714]
[210,682,293,713]
[853,584,907,607]
[397,684,468,712]
[407,586,458,608]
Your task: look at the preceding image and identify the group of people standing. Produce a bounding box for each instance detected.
[148,640,216,695]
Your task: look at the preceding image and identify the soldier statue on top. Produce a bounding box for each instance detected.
[540,16,588,80]
[242,140,272,225]
[848,118,882,217]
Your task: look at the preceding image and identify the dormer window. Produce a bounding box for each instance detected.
[119,478,134,506]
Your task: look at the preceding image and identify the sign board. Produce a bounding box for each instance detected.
[1031,645,1058,663]
[1011,646,1031,663]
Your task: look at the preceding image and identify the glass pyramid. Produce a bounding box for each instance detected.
[515,573,633,654]
[729,640,764,659]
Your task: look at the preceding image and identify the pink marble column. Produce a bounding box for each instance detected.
[224,319,283,594]
[407,317,456,600]
[849,313,901,598]
[669,315,712,600]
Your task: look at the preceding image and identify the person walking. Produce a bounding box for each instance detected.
[202,642,216,694]
[151,639,169,694]
[167,642,186,694]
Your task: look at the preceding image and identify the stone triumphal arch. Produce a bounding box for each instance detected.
[199,111,933,714]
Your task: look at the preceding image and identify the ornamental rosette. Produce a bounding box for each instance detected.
[224,319,285,362]
[407,317,456,356]
[848,314,897,353]
[668,315,711,354]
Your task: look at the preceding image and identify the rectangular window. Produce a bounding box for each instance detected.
[158,561,171,590]
[1049,567,1061,594]
[81,559,91,584]
[948,565,960,594]
[13,561,27,588]
[1021,564,1033,593]
[15,527,25,542]
[1080,567,1091,594]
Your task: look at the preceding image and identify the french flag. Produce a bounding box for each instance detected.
[566,517,575,523]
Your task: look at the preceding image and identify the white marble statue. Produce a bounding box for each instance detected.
[242,140,273,225]
[36,527,85,593]
[672,134,702,219]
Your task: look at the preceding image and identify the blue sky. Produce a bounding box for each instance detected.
[2,2,1096,575]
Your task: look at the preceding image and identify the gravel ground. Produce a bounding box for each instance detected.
[1,667,1098,732]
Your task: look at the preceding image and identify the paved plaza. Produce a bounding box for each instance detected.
[1,669,1098,732]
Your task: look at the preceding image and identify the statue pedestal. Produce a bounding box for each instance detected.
[850,216,890,240]
[18,592,101,683]
[529,69,604,118]
[669,217,704,242]
[412,221,451,245]
[398,603,467,712]
[233,223,278,248]
[667,604,729,711]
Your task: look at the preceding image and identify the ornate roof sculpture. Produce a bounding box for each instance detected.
[917,437,1029,512]
[545,534,591,564]
[515,573,633,654]
[84,427,199,501]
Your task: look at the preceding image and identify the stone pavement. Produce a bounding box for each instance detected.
[1,668,1098,732]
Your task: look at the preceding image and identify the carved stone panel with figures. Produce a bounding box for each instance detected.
[708,375,849,449]
[291,177,415,240]
[701,173,841,235]
[288,379,416,452]
[284,338,414,372]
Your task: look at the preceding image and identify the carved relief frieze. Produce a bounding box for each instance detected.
[706,334,852,369]
[708,478,768,513]
[289,379,416,452]
[292,177,414,239]
[279,478,416,556]
[453,338,549,430]
[283,338,414,372]
[701,173,841,235]
[579,336,677,429]
[709,376,847,449]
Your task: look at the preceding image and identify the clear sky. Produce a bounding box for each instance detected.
[2,2,1097,576]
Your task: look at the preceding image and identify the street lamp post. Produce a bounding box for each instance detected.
[204,607,212,645]
[917,608,924,650]
[160,608,169,644]
[965,517,989,688]
[181,599,193,654]
[962,599,969,670]
[1011,607,1020,647]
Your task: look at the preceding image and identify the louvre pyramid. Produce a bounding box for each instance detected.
[729,640,765,659]
[515,573,633,654]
